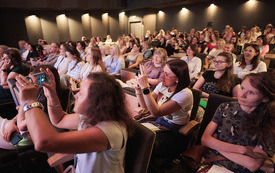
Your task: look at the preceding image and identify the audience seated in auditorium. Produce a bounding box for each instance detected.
[18,40,26,55]
[181,44,202,80]
[76,41,86,61]
[135,59,193,156]
[124,43,143,69]
[201,72,274,173]
[60,45,84,86]
[54,43,71,76]
[37,42,60,66]
[105,44,125,75]
[257,35,270,57]
[100,45,110,63]
[193,52,241,100]
[0,48,30,104]
[233,44,267,79]
[224,43,237,63]
[204,38,226,70]
[70,47,105,92]
[141,41,152,61]
[203,31,218,54]
[15,71,133,173]
[105,35,113,44]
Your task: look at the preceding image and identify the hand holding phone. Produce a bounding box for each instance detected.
[26,72,47,87]
[10,131,23,145]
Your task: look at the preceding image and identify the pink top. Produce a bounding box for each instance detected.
[260,45,269,57]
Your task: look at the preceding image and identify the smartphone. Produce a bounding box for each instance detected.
[10,131,23,145]
[26,72,47,87]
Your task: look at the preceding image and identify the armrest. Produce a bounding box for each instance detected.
[47,153,74,167]
[179,120,200,136]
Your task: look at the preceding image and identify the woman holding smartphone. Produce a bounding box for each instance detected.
[15,70,132,173]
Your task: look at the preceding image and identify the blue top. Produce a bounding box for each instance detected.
[105,56,125,75]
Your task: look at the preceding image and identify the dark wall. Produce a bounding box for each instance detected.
[155,0,275,33]
[0,8,28,47]
[0,0,274,47]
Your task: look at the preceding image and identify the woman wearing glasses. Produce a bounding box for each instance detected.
[233,44,267,79]
[135,59,193,157]
[193,52,241,99]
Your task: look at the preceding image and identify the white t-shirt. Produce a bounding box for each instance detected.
[66,61,85,79]
[233,61,267,79]
[153,82,193,125]
[181,56,202,79]
[80,63,103,81]
[76,120,127,173]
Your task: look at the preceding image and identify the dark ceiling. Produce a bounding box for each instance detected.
[0,0,213,11]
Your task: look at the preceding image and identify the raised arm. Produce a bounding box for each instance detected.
[15,74,109,154]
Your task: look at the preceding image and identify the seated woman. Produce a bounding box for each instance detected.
[15,71,132,172]
[0,48,30,104]
[105,44,125,75]
[141,41,152,61]
[181,44,202,80]
[70,47,105,92]
[124,43,143,69]
[204,39,226,70]
[60,45,85,87]
[203,32,218,54]
[127,48,167,90]
[100,45,110,63]
[234,44,267,79]
[135,59,193,156]
[0,65,66,150]
[257,35,269,57]
[201,72,274,173]
[54,43,71,76]
[193,52,241,100]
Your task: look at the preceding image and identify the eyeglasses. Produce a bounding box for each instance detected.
[213,60,227,64]
[244,49,255,53]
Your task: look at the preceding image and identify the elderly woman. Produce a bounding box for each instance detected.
[0,48,30,103]
[201,72,274,173]
[14,71,133,173]
[233,44,267,79]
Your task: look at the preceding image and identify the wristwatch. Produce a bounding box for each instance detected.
[142,87,150,95]
[23,102,44,113]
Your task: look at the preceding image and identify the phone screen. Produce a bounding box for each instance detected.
[10,131,23,145]
[26,72,47,87]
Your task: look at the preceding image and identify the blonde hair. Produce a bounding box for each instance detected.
[153,48,167,66]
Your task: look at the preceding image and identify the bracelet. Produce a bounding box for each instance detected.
[23,101,44,113]
[23,99,36,108]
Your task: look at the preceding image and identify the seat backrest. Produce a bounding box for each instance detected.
[120,68,138,83]
[190,88,202,121]
[125,120,156,173]
[196,93,236,144]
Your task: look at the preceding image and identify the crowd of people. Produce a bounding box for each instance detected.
[0,23,274,173]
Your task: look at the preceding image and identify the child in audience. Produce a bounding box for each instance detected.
[233,44,267,79]
[201,72,274,173]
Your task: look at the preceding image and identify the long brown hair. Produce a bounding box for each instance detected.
[214,52,235,94]
[81,73,133,134]
[65,45,82,70]
[238,43,260,71]
[241,72,275,151]
[87,47,106,73]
